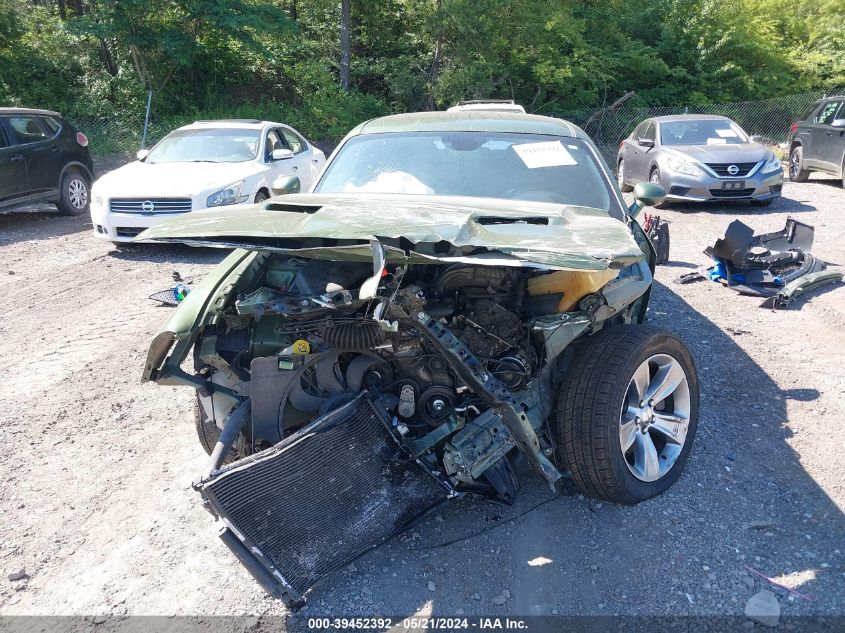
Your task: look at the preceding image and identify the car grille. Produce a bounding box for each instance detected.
[109,198,192,214]
[199,393,450,606]
[705,162,759,178]
[709,188,757,198]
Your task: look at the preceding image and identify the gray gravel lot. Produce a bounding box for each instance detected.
[0,175,843,626]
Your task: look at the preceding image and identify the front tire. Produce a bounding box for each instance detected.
[195,394,238,464]
[254,189,270,203]
[618,159,633,192]
[789,146,810,182]
[649,168,668,208]
[56,169,90,216]
[555,325,699,504]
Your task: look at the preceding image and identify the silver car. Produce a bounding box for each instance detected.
[617,115,783,206]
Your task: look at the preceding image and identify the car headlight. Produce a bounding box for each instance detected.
[666,156,704,177]
[206,180,249,207]
[761,153,782,174]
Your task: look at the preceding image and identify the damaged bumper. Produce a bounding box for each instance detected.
[197,393,452,607]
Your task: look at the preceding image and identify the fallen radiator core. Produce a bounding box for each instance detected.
[198,393,450,607]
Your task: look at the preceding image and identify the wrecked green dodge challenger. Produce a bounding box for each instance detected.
[141,111,699,607]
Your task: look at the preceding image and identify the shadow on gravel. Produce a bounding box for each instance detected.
[0,207,88,246]
[287,279,844,623]
[665,197,816,215]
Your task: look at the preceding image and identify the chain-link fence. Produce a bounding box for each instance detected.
[74,87,845,171]
[555,87,845,165]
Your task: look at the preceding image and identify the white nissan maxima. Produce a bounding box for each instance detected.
[90,119,325,243]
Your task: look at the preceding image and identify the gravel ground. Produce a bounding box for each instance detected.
[0,174,843,627]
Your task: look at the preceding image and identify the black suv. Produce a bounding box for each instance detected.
[0,108,95,215]
[788,96,845,188]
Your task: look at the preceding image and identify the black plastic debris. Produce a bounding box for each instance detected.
[675,217,842,307]
[643,213,670,265]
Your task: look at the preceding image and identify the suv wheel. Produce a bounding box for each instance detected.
[56,169,90,216]
[555,325,699,504]
[788,146,810,183]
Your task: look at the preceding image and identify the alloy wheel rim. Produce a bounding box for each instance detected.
[650,171,660,184]
[68,179,88,209]
[789,152,799,179]
[619,353,691,483]
[618,161,625,188]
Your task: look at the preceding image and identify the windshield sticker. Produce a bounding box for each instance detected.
[715,129,739,138]
[513,141,578,168]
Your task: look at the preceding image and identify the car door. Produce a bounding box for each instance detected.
[630,120,656,181]
[818,100,845,171]
[0,119,30,204]
[5,115,62,194]
[264,128,309,186]
[805,100,841,170]
[279,127,321,188]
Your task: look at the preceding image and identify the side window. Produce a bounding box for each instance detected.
[280,128,306,154]
[642,121,656,142]
[797,102,820,122]
[633,121,649,139]
[43,117,62,136]
[0,124,9,149]
[264,129,288,161]
[8,116,50,144]
[815,101,841,125]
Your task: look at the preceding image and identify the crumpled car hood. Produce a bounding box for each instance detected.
[138,193,644,271]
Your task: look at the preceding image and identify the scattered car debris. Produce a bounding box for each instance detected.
[675,217,842,306]
[745,589,780,628]
[642,213,670,265]
[148,283,191,306]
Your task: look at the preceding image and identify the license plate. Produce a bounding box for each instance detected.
[722,180,745,190]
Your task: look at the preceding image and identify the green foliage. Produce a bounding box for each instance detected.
[1,0,842,156]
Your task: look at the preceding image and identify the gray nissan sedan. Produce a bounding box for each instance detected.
[617,115,783,206]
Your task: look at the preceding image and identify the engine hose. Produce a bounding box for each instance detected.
[321,322,386,351]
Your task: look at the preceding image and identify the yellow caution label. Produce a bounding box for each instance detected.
[291,339,311,354]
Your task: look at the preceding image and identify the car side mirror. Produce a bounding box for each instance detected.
[271,148,294,161]
[136,149,149,160]
[637,138,655,148]
[750,134,764,143]
[831,119,845,128]
[628,182,666,218]
[270,175,301,196]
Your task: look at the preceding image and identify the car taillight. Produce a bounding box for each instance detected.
[789,123,798,135]
[76,132,89,147]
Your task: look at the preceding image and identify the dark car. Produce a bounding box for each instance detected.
[617,115,783,206]
[788,96,845,188]
[0,107,95,215]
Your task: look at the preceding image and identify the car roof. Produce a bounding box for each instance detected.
[353,111,584,139]
[0,107,61,117]
[181,119,278,130]
[650,114,733,123]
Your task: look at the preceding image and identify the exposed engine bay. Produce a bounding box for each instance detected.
[146,240,653,607]
[200,254,563,490]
